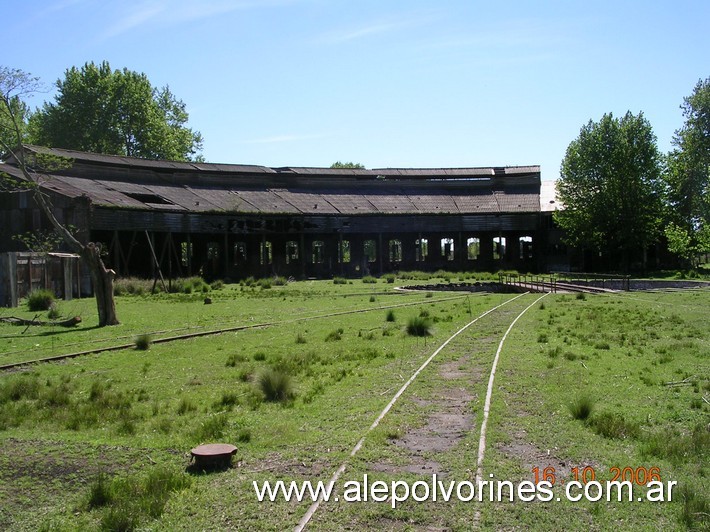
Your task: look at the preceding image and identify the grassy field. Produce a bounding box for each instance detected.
[0,278,707,530]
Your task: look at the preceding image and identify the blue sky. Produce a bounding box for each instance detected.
[7,0,709,179]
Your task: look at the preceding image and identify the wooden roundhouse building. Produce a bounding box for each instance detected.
[1,146,563,283]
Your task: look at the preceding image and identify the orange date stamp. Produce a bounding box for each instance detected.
[533,466,664,486]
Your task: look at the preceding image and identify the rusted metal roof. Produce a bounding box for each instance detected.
[3,147,543,216]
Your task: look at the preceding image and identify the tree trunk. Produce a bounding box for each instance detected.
[81,243,119,326]
[25,183,120,327]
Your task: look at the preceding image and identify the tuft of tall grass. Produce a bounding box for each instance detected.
[113,277,151,295]
[407,316,432,337]
[587,411,639,439]
[1,375,41,402]
[194,413,229,442]
[176,397,196,415]
[385,309,396,322]
[325,328,344,342]
[568,394,594,420]
[47,302,61,320]
[89,466,192,530]
[640,423,709,464]
[135,334,152,351]
[27,289,55,311]
[225,353,247,367]
[256,368,295,402]
[86,471,113,509]
[362,276,377,284]
[678,484,709,530]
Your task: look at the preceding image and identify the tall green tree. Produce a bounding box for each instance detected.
[663,77,710,265]
[330,161,365,169]
[29,61,203,161]
[0,69,31,151]
[555,111,663,271]
[1,66,119,325]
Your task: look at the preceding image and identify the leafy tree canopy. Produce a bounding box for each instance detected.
[330,161,365,169]
[0,67,36,152]
[29,61,203,161]
[663,77,710,262]
[555,111,663,270]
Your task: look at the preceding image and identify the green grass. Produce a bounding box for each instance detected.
[1,283,708,530]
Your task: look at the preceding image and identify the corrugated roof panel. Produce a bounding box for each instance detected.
[365,192,419,213]
[96,180,152,195]
[494,193,540,212]
[406,194,460,213]
[450,194,501,213]
[272,190,340,214]
[139,185,217,211]
[186,187,240,211]
[318,193,379,214]
[234,190,300,213]
[41,176,86,199]
[54,176,146,208]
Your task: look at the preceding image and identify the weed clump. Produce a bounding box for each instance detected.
[87,471,113,509]
[178,276,210,294]
[362,276,377,284]
[587,411,639,439]
[1,375,41,402]
[135,334,152,351]
[640,423,709,464]
[27,289,55,311]
[225,353,246,367]
[47,302,61,319]
[333,277,347,285]
[257,368,295,402]
[386,310,396,322]
[194,413,229,441]
[86,467,191,530]
[176,398,196,415]
[568,394,594,420]
[407,316,432,337]
[325,328,344,342]
[678,484,709,529]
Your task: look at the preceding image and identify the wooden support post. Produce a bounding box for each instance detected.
[187,233,192,276]
[378,233,383,275]
[145,231,168,293]
[8,252,18,308]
